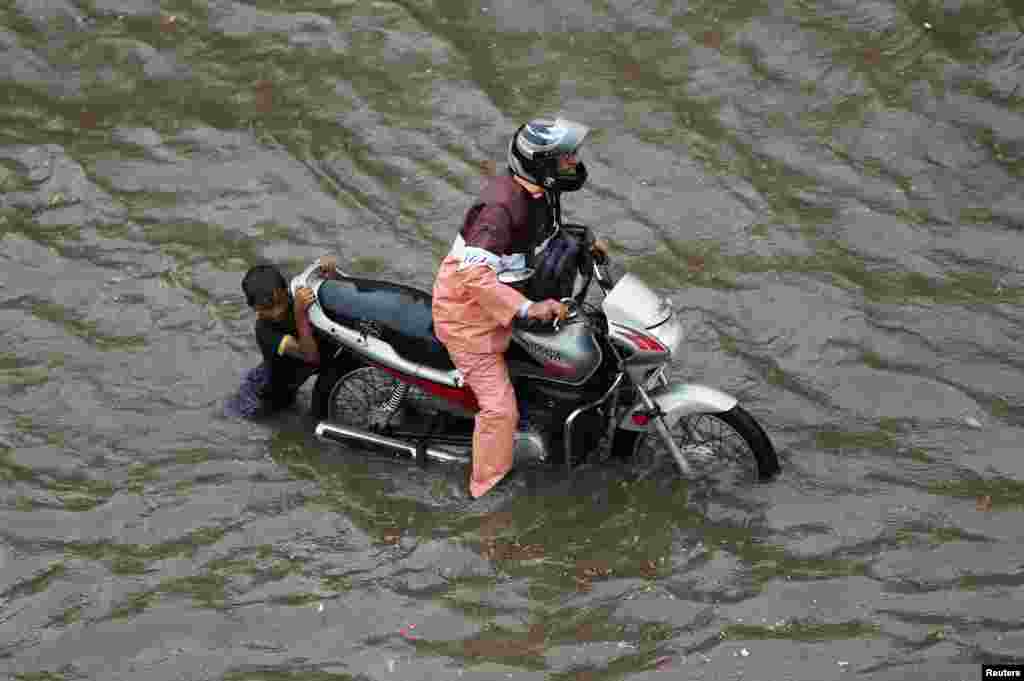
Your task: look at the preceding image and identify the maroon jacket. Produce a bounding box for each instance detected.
[431,176,552,354]
[459,175,553,261]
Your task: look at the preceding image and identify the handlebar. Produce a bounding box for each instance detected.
[593,259,615,293]
[552,297,578,332]
[517,298,578,333]
[561,224,617,305]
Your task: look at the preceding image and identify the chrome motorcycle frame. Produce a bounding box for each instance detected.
[295,244,745,476]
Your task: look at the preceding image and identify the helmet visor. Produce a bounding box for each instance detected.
[521,117,590,160]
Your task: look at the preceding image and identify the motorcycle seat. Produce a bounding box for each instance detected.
[317,277,456,372]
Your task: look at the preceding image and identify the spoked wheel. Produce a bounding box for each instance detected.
[317,365,476,466]
[631,405,779,486]
[326,366,399,429]
[324,366,443,431]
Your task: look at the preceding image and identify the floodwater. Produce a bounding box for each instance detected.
[2,0,1023,679]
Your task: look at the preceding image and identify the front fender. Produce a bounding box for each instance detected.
[619,383,738,431]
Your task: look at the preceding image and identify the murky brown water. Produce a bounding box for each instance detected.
[2,0,1024,679]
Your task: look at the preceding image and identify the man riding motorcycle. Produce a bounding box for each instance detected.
[432,117,609,499]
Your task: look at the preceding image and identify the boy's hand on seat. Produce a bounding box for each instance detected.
[295,286,316,313]
[317,255,338,278]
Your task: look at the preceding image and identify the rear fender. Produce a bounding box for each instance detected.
[619,383,738,431]
[291,261,465,389]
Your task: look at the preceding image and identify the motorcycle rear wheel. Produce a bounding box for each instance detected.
[324,365,399,429]
[627,405,779,484]
[319,365,440,428]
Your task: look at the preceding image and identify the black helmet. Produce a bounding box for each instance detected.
[508,117,590,193]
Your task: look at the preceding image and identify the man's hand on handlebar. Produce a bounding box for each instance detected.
[526,299,568,323]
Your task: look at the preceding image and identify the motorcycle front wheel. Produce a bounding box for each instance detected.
[624,405,780,484]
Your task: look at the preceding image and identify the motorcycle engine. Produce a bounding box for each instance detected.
[516,383,571,431]
[515,382,607,464]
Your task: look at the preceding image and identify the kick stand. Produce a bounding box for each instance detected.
[414,411,446,468]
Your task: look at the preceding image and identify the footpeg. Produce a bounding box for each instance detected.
[513,429,548,463]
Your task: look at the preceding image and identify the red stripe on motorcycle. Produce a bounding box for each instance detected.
[374,364,480,413]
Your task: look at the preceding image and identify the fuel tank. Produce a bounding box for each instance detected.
[508,320,603,386]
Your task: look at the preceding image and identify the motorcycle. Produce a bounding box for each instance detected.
[295,225,780,483]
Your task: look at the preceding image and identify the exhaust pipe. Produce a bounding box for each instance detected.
[315,421,470,464]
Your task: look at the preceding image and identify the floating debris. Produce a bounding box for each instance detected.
[255,80,274,113]
[79,110,98,129]
[702,30,723,49]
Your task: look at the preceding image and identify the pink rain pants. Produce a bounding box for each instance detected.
[432,256,529,498]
